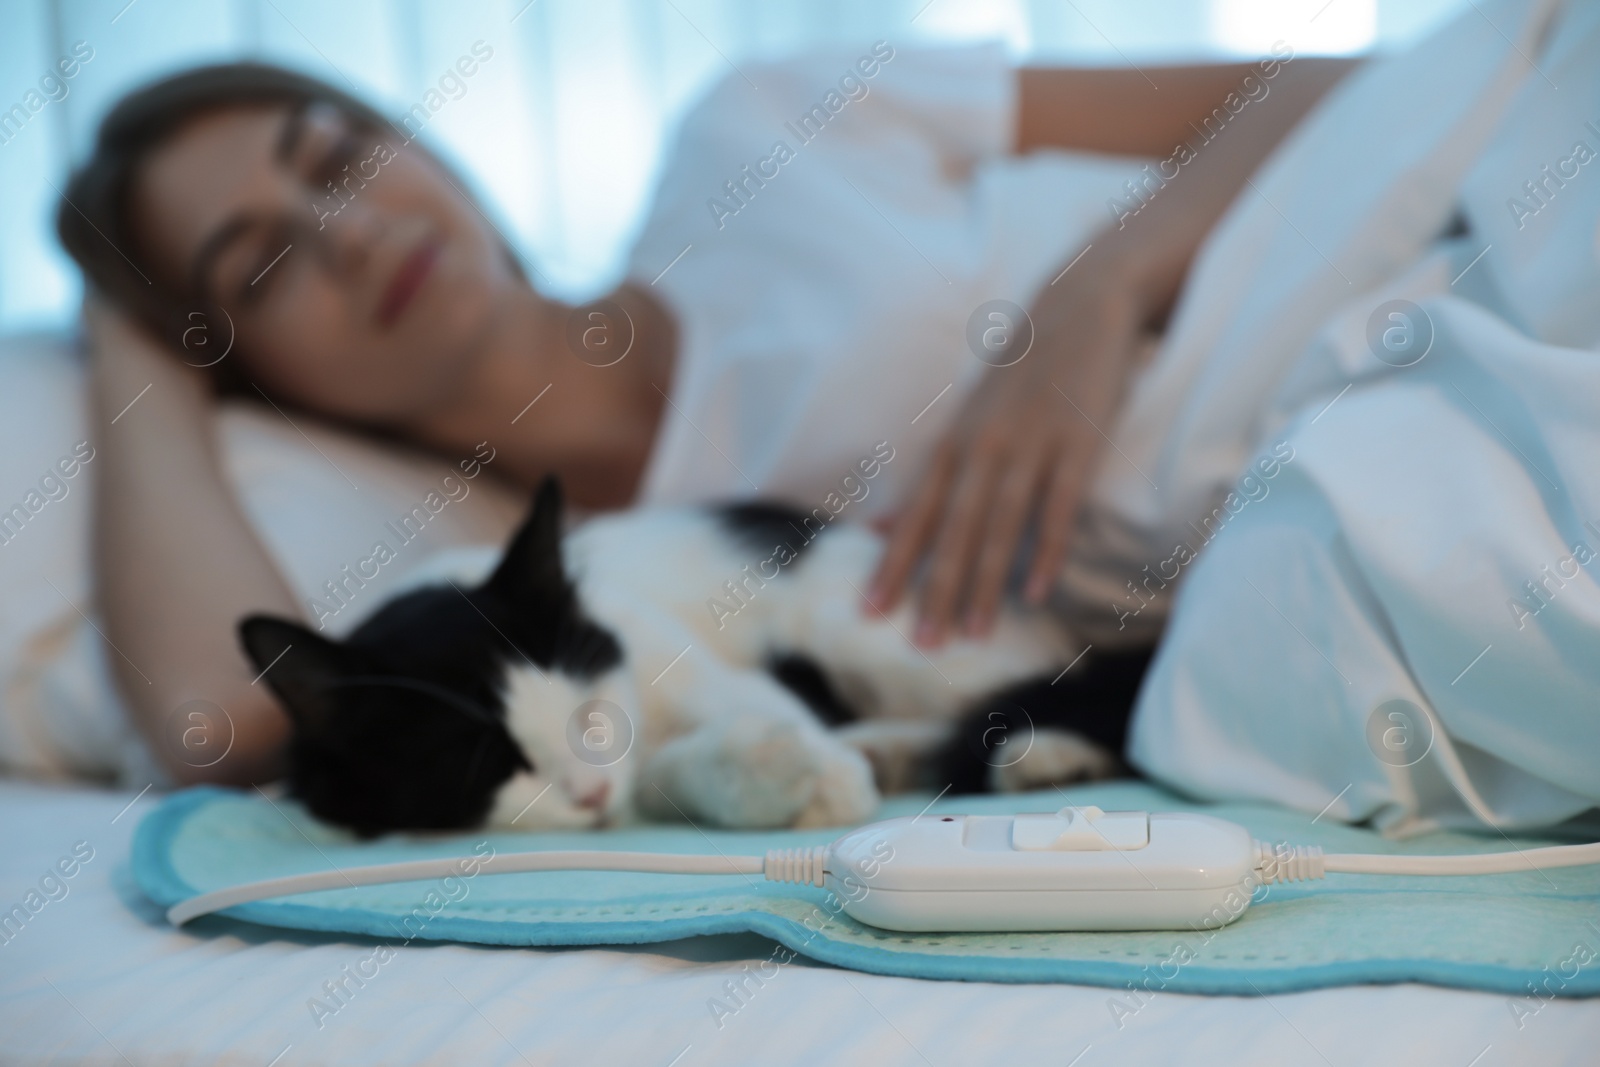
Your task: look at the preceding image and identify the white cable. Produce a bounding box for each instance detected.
[1322,839,1600,876]
[1253,838,1600,885]
[167,850,775,926]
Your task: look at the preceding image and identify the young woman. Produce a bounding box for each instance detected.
[59,50,1358,785]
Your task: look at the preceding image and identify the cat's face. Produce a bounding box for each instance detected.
[482,661,642,832]
[239,478,636,837]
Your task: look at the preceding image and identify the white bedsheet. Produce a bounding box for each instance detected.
[2,780,1595,1066]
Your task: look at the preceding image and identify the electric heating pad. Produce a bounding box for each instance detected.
[133,780,1600,997]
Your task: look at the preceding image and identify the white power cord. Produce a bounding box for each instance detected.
[167,847,829,926]
[1253,838,1600,885]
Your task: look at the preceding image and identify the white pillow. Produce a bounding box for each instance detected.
[218,399,527,639]
[0,329,526,784]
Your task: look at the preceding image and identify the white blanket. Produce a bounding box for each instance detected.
[1119,0,1600,834]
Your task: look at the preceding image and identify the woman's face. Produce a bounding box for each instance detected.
[131,102,522,422]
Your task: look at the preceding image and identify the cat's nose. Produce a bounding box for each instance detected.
[570,780,610,811]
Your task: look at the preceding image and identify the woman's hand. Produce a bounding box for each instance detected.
[866,252,1150,646]
[866,58,1364,646]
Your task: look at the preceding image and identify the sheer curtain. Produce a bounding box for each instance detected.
[0,0,1465,333]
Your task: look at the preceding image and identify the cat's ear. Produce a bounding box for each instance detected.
[238,614,363,737]
[485,476,568,603]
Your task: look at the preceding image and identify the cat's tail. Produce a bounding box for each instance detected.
[934,645,1157,795]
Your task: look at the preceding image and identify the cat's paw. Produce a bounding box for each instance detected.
[646,717,881,828]
[989,728,1120,793]
[652,716,827,828]
[721,718,829,826]
[791,744,880,829]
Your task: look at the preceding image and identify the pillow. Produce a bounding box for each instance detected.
[0,329,526,784]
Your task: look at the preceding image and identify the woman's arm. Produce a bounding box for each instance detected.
[87,300,300,784]
[869,56,1363,643]
[1013,60,1360,158]
[1014,57,1362,313]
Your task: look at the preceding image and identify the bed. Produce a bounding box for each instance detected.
[2,282,1597,1063]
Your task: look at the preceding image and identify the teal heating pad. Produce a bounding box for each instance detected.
[132,781,1600,997]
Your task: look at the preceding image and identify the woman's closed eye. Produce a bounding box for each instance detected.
[218,121,362,305]
[214,108,372,306]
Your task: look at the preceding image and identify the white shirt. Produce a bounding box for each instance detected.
[625,43,1142,519]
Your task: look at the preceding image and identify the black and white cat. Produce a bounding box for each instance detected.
[239,480,1150,837]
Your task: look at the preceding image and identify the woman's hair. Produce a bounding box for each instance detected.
[58,63,414,397]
